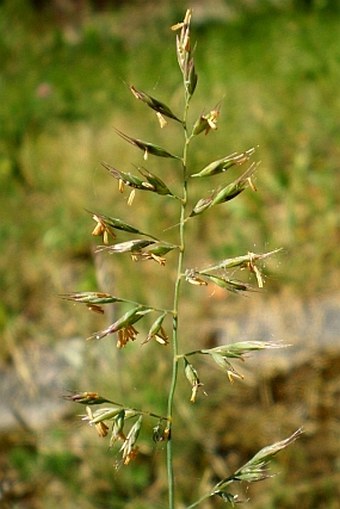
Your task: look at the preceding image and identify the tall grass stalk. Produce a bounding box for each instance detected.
[166,90,191,508]
[62,10,301,508]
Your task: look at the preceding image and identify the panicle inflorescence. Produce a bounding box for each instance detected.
[62,9,301,508]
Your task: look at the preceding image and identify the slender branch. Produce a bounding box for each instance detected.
[60,292,174,315]
[65,392,167,421]
[101,399,167,422]
[180,350,203,357]
[186,492,212,509]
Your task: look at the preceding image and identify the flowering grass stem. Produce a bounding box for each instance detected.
[166,95,191,509]
[63,10,301,507]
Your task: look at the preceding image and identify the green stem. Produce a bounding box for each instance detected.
[185,492,213,509]
[166,100,191,509]
[98,398,167,421]
[182,349,204,357]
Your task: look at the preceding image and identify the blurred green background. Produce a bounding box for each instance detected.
[0,1,339,508]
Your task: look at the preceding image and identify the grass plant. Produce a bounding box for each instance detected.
[62,10,302,508]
